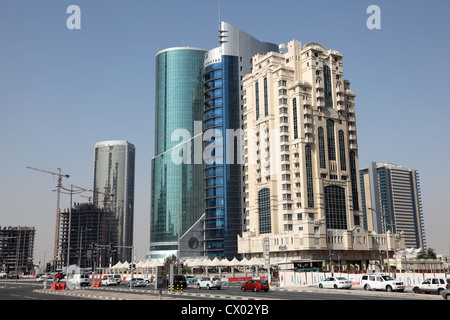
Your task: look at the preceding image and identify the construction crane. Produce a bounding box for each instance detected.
[26,166,70,263]
[79,194,91,205]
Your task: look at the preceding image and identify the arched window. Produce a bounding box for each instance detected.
[323,64,333,108]
[293,98,298,139]
[264,77,268,116]
[318,127,326,168]
[255,82,260,120]
[305,145,314,208]
[325,185,347,229]
[326,119,336,161]
[349,151,359,210]
[338,130,346,171]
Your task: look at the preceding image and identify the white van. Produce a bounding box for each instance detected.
[70,274,90,287]
[361,274,405,292]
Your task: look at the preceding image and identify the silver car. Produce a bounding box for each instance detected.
[319,276,352,289]
[130,278,147,287]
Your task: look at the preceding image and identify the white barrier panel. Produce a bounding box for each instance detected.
[279,271,448,288]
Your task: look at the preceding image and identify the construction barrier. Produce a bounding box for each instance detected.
[167,284,183,293]
[91,281,101,287]
[50,283,66,290]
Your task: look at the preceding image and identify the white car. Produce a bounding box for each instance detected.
[413,278,449,295]
[319,276,352,289]
[101,277,117,286]
[197,277,222,290]
[361,274,405,292]
[37,274,53,282]
[129,278,147,287]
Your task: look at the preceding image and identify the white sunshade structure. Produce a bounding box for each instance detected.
[111,257,267,270]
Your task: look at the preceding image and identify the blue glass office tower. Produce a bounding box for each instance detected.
[203,22,278,258]
[150,47,207,259]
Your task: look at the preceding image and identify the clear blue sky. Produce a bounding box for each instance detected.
[1,0,449,264]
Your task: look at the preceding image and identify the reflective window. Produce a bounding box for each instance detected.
[258,188,271,234]
[325,185,347,229]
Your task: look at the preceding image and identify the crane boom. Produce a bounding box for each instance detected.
[26,166,70,264]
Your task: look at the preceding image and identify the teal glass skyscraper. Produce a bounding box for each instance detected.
[150,47,207,259]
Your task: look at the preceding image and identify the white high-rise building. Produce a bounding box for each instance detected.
[238,40,404,269]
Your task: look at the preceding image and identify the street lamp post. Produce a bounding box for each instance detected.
[177,210,186,274]
[368,208,390,275]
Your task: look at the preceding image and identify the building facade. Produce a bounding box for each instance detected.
[0,226,35,274]
[149,47,207,259]
[203,22,278,259]
[360,162,426,249]
[238,40,404,268]
[58,203,108,268]
[93,140,135,262]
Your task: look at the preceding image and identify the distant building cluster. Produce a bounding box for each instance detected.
[14,22,429,275]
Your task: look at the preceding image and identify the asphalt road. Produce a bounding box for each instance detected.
[2,279,442,301]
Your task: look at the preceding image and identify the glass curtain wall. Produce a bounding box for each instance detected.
[93,140,135,262]
[150,48,206,259]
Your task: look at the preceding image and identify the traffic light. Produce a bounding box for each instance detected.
[46,263,51,272]
[180,263,184,272]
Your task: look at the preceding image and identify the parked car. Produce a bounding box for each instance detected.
[37,274,53,282]
[101,277,117,286]
[441,288,450,300]
[53,273,65,280]
[69,274,90,287]
[171,275,188,289]
[413,277,449,295]
[361,274,405,292]
[197,276,222,290]
[113,274,122,285]
[319,277,352,289]
[241,280,269,292]
[185,276,198,284]
[129,278,147,287]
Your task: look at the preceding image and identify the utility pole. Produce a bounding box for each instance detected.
[369,208,390,274]
[174,210,185,274]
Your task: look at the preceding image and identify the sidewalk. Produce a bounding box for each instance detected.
[276,284,443,299]
[35,288,187,300]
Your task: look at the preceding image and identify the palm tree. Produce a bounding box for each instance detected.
[416,248,437,260]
